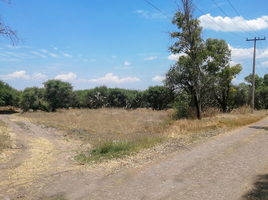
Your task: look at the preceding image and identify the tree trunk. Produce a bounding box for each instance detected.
[194,94,202,120]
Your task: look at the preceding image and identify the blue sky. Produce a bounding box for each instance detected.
[1,0,268,91]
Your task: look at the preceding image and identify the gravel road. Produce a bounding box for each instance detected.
[1,114,268,199]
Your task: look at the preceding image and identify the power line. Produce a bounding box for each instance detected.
[211,0,255,37]
[143,0,172,20]
[227,0,265,38]
[247,41,266,76]
[192,3,245,38]
[259,41,268,66]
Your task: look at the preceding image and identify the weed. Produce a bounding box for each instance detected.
[14,121,29,130]
[0,120,11,152]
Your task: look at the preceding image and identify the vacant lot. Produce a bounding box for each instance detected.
[16,107,268,163]
[1,107,268,199]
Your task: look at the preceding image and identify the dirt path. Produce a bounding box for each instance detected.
[0,114,83,199]
[1,114,268,199]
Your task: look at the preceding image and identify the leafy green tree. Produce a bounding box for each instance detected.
[166,0,204,119]
[108,88,129,108]
[43,79,73,111]
[173,90,191,119]
[204,38,242,112]
[0,80,20,107]
[144,86,175,110]
[85,86,109,108]
[233,83,250,107]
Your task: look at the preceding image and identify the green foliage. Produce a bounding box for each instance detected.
[167,0,205,119]
[84,86,109,108]
[74,136,165,163]
[108,88,129,108]
[204,38,242,112]
[0,80,20,107]
[43,79,73,111]
[173,91,191,119]
[144,86,175,110]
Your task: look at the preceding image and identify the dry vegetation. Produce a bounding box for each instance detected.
[0,119,11,152]
[17,106,268,163]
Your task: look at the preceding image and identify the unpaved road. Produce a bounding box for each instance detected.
[1,114,268,199]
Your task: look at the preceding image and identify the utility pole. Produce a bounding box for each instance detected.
[246,37,266,114]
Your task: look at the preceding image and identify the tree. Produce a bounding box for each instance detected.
[166,0,204,119]
[84,86,109,109]
[233,83,250,108]
[43,79,73,111]
[144,86,175,110]
[0,80,20,106]
[204,38,242,112]
[20,87,49,112]
[0,0,19,45]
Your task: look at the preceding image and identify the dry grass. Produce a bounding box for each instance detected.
[167,106,268,143]
[17,106,268,162]
[0,119,11,152]
[19,108,172,161]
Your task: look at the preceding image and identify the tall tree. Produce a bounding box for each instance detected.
[43,79,73,111]
[0,0,19,45]
[204,38,242,112]
[165,0,204,119]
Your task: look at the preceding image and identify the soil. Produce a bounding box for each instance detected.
[1,114,268,199]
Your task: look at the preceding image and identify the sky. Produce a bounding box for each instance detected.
[1,0,268,91]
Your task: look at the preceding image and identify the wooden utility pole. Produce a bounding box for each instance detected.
[246,37,266,114]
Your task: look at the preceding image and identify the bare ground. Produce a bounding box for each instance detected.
[1,114,268,199]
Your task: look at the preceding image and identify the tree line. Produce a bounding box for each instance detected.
[0,72,265,119]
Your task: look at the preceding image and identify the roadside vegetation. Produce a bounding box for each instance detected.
[0,119,11,152]
[18,106,268,164]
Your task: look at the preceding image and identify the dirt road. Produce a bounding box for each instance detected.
[1,114,268,199]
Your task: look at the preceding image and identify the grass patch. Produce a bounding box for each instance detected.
[75,135,166,163]
[0,120,11,152]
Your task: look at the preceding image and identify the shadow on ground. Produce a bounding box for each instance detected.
[242,174,268,199]
[249,126,268,131]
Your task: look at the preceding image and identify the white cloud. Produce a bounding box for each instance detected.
[144,56,157,60]
[232,78,244,84]
[32,73,48,81]
[228,45,253,60]
[124,61,131,66]
[40,49,47,53]
[199,14,268,32]
[152,76,165,82]
[112,55,117,59]
[50,53,58,58]
[168,53,185,61]
[31,51,47,58]
[0,71,30,80]
[55,72,77,81]
[89,73,140,84]
[261,61,268,66]
[0,58,21,62]
[63,53,73,58]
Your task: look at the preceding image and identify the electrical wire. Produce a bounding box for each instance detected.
[259,41,268,65]
[192,3,245,38]
[247,41,266,76]
[227,0,265,38]
[211,0,255,37]
[143,0,172,20]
